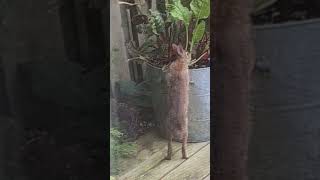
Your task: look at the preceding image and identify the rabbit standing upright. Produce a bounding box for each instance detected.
[165,44,190,160]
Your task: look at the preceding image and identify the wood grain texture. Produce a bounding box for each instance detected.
[116,131,210,180]
[119,143,181,180]
[138,142,209,180]
[115,132,167,177]
[161,144,210,180]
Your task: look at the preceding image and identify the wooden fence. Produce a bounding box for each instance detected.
[118,0,157,83]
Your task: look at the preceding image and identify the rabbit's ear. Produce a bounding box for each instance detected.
[177,44,185,56]
[172,43,179,52]
[172,43,185,56]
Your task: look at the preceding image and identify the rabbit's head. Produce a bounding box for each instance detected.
[171,44,191,63]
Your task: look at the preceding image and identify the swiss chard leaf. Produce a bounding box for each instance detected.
[148,10,165,35]
[190,0,210,20]
[191,20,206,48]
[166,0,191,26]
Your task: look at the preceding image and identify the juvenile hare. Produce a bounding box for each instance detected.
[165,44,190,160]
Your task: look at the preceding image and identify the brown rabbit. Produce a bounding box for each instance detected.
[165,44,190,160]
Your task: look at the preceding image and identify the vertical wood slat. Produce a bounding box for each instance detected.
[120,3,140,82]
[125,8,137,82]
[118,0,158,83]
[128,0,144,83]
[134,0,153,82]
[118,4,135,82]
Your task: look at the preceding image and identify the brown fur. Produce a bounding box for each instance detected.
[165,44,190,160]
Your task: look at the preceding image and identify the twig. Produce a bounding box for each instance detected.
[118,1,140,6]
[189,50,209,66]
[128,56,163,70]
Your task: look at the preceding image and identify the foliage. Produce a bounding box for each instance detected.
[189,0,210,52]
[110,128,137,158]
[191,20,206,51]
[166,0,192,26]
[115,80,152,108]
[166,0,209,52]
[128,0,210,69]
[190,0,210,19]
[148,9,166,35]
[110,128,137,175]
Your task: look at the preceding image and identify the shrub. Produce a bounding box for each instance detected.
[110,128,137,175]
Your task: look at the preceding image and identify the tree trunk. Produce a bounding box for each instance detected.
[212,0,255,179]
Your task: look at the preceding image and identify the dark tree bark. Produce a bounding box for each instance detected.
[212,0,255,180]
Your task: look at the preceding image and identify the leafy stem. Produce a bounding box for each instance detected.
[189,18,199,53]
[189,49,208,66]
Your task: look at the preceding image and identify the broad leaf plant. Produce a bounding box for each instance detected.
[127,0,210,69]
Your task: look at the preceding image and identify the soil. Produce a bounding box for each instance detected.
[113,100,155,141]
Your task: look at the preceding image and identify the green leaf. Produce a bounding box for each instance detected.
[191,21,206,48]
[148,9,165,35]
[110,128,124,139]
[190,0,210,20]
[166,0,191,26]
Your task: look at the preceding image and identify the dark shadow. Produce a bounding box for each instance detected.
[1,0,108,179]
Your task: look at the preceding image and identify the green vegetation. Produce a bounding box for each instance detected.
[110,128,137,175]
[166,0,209,52]
[128,0,210,68]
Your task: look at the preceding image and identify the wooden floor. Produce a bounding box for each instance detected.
[115,131,210,180]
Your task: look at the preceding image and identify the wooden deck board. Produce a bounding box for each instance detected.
[161,144,210,180]
[119,146,180,180]
[119,133,181,180]
[137,142,209,180]
[115,131,168,176]
[116,131,211,180]
[203,174,210,180]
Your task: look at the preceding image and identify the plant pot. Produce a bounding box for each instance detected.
[249,18,320,180]
[145,65,210,143]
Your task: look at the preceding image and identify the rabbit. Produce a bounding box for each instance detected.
[165,44,190,160]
